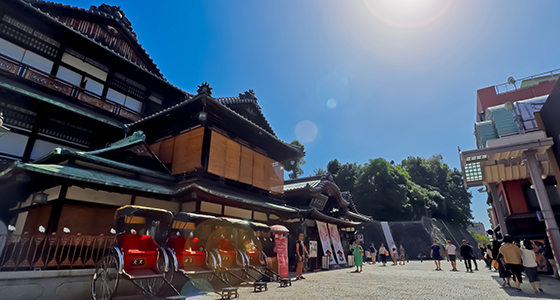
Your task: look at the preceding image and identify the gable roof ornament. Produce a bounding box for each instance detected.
[197,82,213,96]
[239,89,257,100]
[89,4,136,38]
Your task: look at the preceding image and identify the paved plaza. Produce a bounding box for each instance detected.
[139,260,560,300]
[112,260,560,300]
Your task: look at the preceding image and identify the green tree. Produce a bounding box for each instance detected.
[353,158,410,221]
[333,162,360,193]
[327,159,340,175]
[284,140,306,179]
[313,168,326,176]
[401,155,472,227]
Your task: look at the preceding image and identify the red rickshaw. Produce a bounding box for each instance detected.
[91,206,182,300]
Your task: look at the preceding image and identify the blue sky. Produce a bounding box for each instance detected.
[66,0,560,229]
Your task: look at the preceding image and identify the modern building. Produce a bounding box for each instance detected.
[467,222,485,236]
[459,70,560,275]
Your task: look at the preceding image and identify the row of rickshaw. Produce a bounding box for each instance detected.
[92,205,285,300]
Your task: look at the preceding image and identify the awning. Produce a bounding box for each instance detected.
[460,131,553,188]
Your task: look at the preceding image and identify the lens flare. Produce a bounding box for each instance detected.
[326,98,337,109]
[295,120,318,143]
[363,0,453,28]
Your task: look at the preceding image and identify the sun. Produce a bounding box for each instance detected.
[363,0,453,28]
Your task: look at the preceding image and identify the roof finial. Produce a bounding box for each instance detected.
[239,89,256,100]
[197,82,213,96]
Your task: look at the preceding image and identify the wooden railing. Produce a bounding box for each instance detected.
[0,53,142,122]
[0,234,113,271]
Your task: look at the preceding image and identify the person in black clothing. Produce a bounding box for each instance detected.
[295,233,310,280]
[460,239,474,273]
[467,242,478,271]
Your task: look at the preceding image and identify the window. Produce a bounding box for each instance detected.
[106,88,143,112]
[0,131,28,157]
[0,37,53,73]
[61,52,107,81]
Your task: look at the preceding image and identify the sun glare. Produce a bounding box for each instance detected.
[364,0,453,28]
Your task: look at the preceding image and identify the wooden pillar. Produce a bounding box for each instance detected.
[46,185,68,234]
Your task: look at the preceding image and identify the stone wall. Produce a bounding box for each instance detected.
[358,217,481,260]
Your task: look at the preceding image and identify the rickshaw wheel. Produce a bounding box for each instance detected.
[152,250,174,296]
[92,254,120,300]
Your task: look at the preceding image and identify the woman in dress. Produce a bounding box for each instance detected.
[378,242,387,266]
[351,240,364,272]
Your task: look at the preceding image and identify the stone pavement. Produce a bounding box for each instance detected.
[114,260,560,300]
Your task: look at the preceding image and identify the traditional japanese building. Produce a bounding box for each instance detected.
[0,0,186,173]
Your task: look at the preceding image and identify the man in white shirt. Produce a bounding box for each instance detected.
[446,240,458,271]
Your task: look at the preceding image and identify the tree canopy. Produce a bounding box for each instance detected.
[284,140,306,179]
[327,155,473,228]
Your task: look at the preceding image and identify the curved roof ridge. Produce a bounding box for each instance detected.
[25,0,164,77]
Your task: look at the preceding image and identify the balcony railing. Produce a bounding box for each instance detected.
[0,234,113,271]
[0,53,142,122]
[494,68,560,95]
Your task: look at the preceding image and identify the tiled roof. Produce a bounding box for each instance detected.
[24,0,163,77]
[282,179,322,192]
[214,96,276,135]
[126,95,303,155]
[18,0,193,96]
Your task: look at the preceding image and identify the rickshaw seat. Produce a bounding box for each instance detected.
[120,234,159,273]
[122,234,159,252]
[169,237,206,269]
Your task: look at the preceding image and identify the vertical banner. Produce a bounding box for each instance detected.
[274,232,289,279]
[328,223,347,264]
[316,220,337,265]
[309,240,318,258]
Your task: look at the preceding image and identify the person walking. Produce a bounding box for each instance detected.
[446,240,458,271]
[430,240,442,271]
[468,241,478,271]
[295,233,310,280]
[479,243,490,269]
[545,239,559,279]
[399,245,406,265]
[460,239,474,273]
[493,240,511,286]
[522,240,543,293]
[499,235,523,291]
[378,243,387,266]
[368,242,377,264]
[391,242,398,265]
[351,240,364,272]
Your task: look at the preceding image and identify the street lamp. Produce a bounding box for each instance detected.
[0,112,10,137]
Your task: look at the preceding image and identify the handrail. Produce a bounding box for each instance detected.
[0,52,142,121]
[0,234,114,271]
[494,68,560,95]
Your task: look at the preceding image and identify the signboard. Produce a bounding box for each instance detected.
[328,223,347,264]
[357,234,364,243]
[309,240,318,258]
[274,232,289,279]
[316,220,337,265]
[309,194,328,210]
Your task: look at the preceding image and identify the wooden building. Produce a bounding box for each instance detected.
[0,0,372,273]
